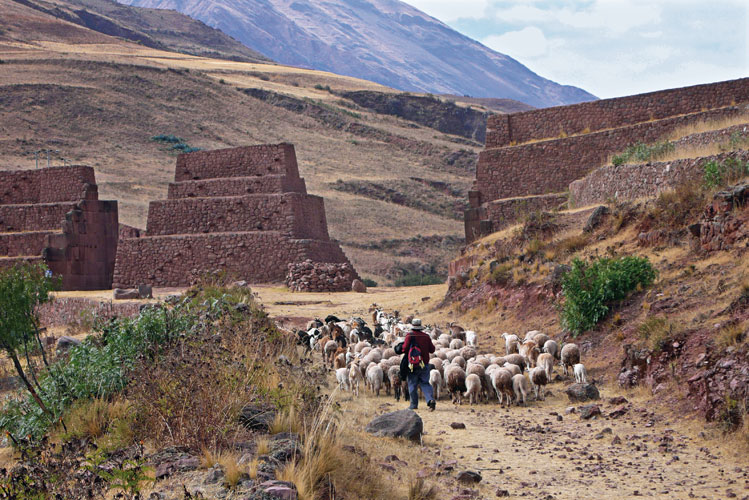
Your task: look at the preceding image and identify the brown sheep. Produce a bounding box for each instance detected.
[530,366,549,400]
[561,343,581,377]
[445,365,467,405]
[504,354,526,372]
[490,368,514,407]
[533,333,550,350]
[537,352,554,381]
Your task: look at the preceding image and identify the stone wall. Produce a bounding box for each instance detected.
[570,151,749,207]
[476,106,744,203]
[175,143,298,181]
[167,175,306,199]
[486,77,749,148]
[0,166,118,290]
[145,193,328,240]
[0,166,96,204]
[285,260,360,292]
[114,144,356,288]
[37,297,143,328]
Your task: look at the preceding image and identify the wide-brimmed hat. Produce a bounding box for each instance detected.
[410,318,425,330]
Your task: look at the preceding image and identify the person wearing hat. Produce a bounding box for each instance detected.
[401,318,436,411]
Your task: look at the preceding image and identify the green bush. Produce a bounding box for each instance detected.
[150,134,183,144]
[394,272,444,287]
[703,157,749,189]
[611,141,674,166]
[560,256,657,335]
[362,278,378,287]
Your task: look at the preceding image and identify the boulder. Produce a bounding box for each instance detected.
[565,383,600,402]
[584,205,609,233]
[114,288,139,300]
[56,336,81,352]
[138,284,153,299]
[365,409,423,442]
[239,404,277,431]
[579,404,602,420]
[351,279,367,293]
[456,470,482,483]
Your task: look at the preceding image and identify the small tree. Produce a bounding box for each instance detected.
[0,263,58,419]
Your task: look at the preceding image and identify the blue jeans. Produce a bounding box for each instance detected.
[407,368,434,409]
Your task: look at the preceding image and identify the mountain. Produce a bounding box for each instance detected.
[6,0,270,62]
[115,0,596,108]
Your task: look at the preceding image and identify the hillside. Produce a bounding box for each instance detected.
[117,0,596,108]
[0,0,501,284]
[3,0,270,61]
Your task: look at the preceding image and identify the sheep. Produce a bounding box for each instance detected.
[504,354,526,372]
[360,346,372,357]
[459,346,477,361]
[334,353,346,370]
[452,355,466,370]
[465,330,477,347]
[380,363,392,395]
[349,362,362,396]
[429,369,443,401]
[574,363,588,384]
[533,333,550,350]
[449,338,464,350]
[366,364,384,396]
[518,340,538,368]
[466,363,487,401]
[524,330,541,342]
[490,355,507,366]
[336,367,350,391]
[382,347,396,359]
[354,341,369,353]
[512,373,530,406]
[529,367,549,401]
[537,352,554,381]
[430,357,444,375]
[323,340,338,367]
[349,330,360,344]
[561,343,581,377]
[474,356,491,368]
[445,349,460,362]
[435,350,447,360]
[543,339,559,360]
[490,368,514,407]
[464,374,482,405]
[502,362,521,377]
[501,333,519,355]
[445,365,467,405]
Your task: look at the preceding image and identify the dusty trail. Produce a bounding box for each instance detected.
[255,285,748,500]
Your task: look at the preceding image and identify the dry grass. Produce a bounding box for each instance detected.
[408,477,439,500]
[61,397,132,441]
[665,113,749,142]
[715,322,746,349]
[219,451,244,488]
[269,406,303,435]
[255,435,271,456]
[247,457,260,479]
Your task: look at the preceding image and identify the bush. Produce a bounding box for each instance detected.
[637,316,675,352]
[150,134,183,144]
[362,278,378,287]
[560,256,657,335]
[703,157,749,189]
[611,141,675,166]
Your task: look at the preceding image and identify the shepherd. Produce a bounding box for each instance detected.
[397,318,436,411]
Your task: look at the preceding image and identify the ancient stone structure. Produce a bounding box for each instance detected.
[465,77,749,243]
[0,166,118,289]
[113,144,355,287]
[285,260,359,292]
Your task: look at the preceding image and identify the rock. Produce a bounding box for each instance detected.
[608,396,628,405]
[584,205,609,232]
[365,410,423,442]
[579,404,602,420]
[239,404,277,431]
[138,284,153,299]
[612,435,622,445]
[450,422,466,429]
[496,489,510,497]
[55,335,82,352]
[204,466,224,484]
[609,405,629,418]
[259,481,297,500]
[113,288,140,300]
[549,264,571,288]
[565,383,600,402]
[351,279,367,293]
[456,470,482,484]
[269,434,302,463]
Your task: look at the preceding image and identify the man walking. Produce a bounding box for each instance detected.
[401,318,436,411]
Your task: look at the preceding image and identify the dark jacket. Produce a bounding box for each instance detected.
[402,330,435,370]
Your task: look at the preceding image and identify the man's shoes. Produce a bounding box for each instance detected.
[408,406,417,410]
[427,400,436,411]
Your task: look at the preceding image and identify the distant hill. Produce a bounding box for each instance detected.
[117,0,597,108]
[6,0,270,62]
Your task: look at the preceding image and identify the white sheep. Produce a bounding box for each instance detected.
[561,343,581,377]
[429,369,443,401]
[501,333,519,355]
[336,367,350,391]
[536,352,554,381]
[491,368,514,407]
[349,362,362,396]
[459,346,477,361]
[324,340,339,367]
[574,363,588,384]
[466,363,487,400]
[465,330,477,347]
[366,364,384,396]
[529,367,549,401]
[449,338,464,350]
[542,339,559,360]
[512,373,530,406]
[452,355,466,370]
[533,333,550,350]
[502,362,521,377]
[504,354,526,372]
[464,373,482,405]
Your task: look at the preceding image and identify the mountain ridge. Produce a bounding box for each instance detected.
[117,0,597,108]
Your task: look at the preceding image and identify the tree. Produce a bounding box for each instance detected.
[0,263,58,419]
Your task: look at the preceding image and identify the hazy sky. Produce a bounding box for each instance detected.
[406,0,749,98]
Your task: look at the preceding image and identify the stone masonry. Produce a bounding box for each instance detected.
[113,144,356,287]
[0,166,118,289]
[464,77,749,244]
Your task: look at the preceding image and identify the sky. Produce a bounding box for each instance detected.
[405,0,749,99]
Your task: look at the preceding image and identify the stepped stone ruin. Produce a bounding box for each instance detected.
[465,77,749,243]
[0,166,118,289]
[113,143,356,288]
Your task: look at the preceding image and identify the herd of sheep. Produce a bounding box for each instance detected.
[299,308,589,407]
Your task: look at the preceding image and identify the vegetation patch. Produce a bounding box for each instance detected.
[612,140,675,166]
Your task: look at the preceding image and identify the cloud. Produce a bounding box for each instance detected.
[483,26,548,59]
[404,0,490,22]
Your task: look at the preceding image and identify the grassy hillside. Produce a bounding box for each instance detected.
[0,0,504,283]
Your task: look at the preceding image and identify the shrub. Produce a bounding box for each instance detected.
[703,157,749,189]
[612,141,675,166]
[150,134,183,143]
[560,256,657,335]
[637,316,675,352]
[489,262,513,285]
[362,278,378,287]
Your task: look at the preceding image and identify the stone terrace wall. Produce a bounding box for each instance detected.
[0,231,55,257]
[144,193,328,240]
[486,77,749,148]
[570,150,749,207]
[480,193,568,236]
[0,166,96,204]
[476,106,743,202]
[113,232,350,287]
[37,297,142,328]
[0,203,77,232]
[175,143,298,181]
[285,260,360,292]
[167,175,306,199]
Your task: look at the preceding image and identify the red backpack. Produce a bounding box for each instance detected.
[408,345,424,371]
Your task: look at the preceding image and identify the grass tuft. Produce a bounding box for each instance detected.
[408,477,438,500]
